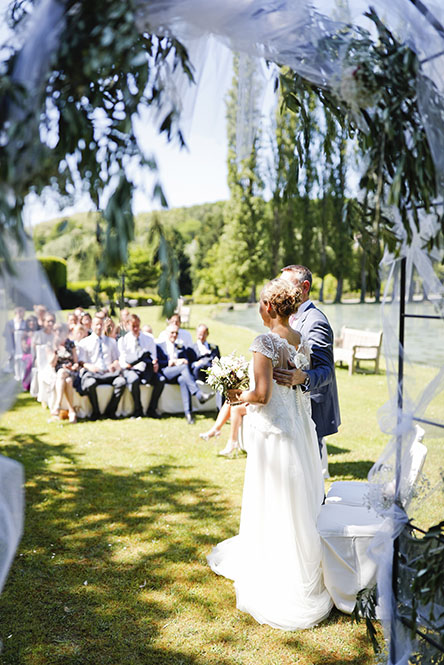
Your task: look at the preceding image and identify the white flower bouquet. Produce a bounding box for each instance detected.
[205,353,249,400]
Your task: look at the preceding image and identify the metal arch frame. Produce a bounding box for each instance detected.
[390,255,444,663]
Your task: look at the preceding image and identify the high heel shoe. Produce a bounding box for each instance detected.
[218,440,240,457]
[199,429,221,441]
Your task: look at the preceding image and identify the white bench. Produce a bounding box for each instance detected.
[334,327,383,375]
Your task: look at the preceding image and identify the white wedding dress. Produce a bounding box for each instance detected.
[207,332,333,630]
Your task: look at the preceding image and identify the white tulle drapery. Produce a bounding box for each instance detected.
[0,233,60,592]
[366,208,444,664]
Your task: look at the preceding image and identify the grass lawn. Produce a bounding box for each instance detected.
[0,305,442,664]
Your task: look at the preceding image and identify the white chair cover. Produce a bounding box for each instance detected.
[35,345,51,404]
[13,330,25,382]
[58,382,216,418]
[317,503,386,614]
[157,381,216,414]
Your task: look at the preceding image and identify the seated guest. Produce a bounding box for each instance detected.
[103,317,118,339]
[190,324,221,380]
[21,315,38,391]
[199,401,246,457]
[80,312,92,334]
[46,323,79,423]
[3,306,26,375]
[32,312,56,358]
[118,314,164,418]
[72,324,88,346]
[77,316,126,420]
[33,304,47,329]
[157,325,212,425]
[66,312,78,335]
[119,308,131,336]
[156,313,193,348]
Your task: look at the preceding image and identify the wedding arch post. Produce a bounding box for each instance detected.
[391,253,444,661]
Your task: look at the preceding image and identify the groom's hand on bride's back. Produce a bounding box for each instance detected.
[273,366,307,387]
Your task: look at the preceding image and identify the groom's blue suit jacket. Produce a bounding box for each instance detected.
[293,303,340,439]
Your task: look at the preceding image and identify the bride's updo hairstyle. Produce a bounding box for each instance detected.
[261,278,303,318]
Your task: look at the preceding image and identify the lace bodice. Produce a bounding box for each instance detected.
[247,332,312,436]
[249,332,310,370]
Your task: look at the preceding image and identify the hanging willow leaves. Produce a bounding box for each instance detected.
[281,8,443,251]
[0,0,193,277]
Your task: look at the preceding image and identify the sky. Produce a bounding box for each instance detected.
[22,39,235,227]
[24,84,232,226]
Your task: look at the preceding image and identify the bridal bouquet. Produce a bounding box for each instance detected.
[205,353,249,398]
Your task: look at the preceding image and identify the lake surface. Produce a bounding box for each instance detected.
[215,300,444,367]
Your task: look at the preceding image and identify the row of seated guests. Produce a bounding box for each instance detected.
[75,314,219,424]
[16,307,219,424]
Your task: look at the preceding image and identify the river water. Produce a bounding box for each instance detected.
[215,300,444,367]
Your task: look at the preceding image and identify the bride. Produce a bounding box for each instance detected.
[207,278,333,630]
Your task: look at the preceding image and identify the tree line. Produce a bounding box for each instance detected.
[34,58,389,305]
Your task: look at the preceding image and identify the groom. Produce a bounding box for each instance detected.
[273,265,340,470]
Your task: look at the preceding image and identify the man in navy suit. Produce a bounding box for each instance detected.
[273,265,340,470]
[157,324,212,424]
[189,324,220,381]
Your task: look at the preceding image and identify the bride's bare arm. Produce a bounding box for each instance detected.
[229,352,273,406]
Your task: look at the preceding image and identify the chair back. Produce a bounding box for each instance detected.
[399,426,427,508]
[35,344,50,370]
[368,425,427,510]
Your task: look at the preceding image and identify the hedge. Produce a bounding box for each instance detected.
[39,256,67,291]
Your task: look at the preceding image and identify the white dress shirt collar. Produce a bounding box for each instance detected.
[166,339,177,360]
[289,299,313,328]
[196,340,210,356]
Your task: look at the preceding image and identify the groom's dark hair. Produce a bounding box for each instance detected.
[281,265,312,291]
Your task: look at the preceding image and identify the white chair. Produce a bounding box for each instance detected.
[317,503,385,613]
[325,425,426,510]
[13,330,25,382]
[35,345,52,405]
[318,426,427,614]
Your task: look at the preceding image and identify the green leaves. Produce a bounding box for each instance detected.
[0,0,193,274]
[281,9,442,250]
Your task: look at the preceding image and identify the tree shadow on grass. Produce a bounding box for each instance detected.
[328,459,374,480]
[284,608,377,664]
[326,442,351,455]
[0,429,237,665]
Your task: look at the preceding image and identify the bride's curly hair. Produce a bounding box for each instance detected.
[261,278,303,318]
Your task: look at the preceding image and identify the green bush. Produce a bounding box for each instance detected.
[39,256,67,291]
[68,281,163,307]
[57,287,93,309]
